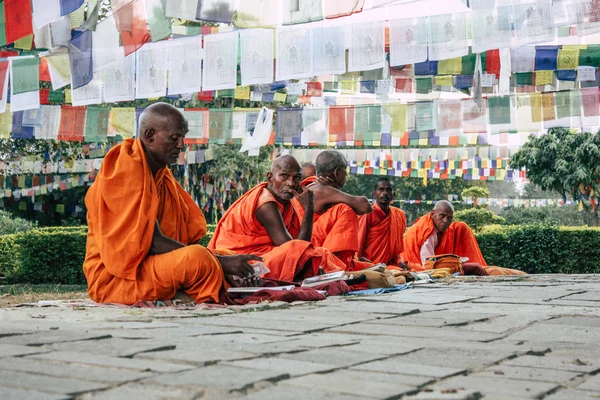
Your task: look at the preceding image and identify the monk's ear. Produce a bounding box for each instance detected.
[144,128,155,143]
[266,171,273,183]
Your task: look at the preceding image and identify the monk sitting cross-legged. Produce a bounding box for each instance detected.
[83,103,262,305]
[401,200,526,276]
[357,177,408,268]
[296,150,373,271]
[208,155,346,282]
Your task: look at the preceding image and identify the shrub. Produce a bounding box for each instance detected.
[0,210,37,236]
[500,205,587,226]
[476,224,600,274]
[0,233,22,280]
[454,208,505,232]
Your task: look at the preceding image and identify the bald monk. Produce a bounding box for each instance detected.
[301,162,316,180]
[208,155,345,282]
[83,103,262,304]
[297,150,372,270]
[357,177,408,268]
[402,200,526,276]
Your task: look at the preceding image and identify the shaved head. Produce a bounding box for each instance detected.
[431,200,454,233]
[315,150,348,188]
[267,155,302,202]
[138,102,188,172]
[301,162,316,180]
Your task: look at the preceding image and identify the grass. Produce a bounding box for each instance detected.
[0,284,89,307]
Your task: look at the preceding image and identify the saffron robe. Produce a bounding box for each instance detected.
[357,203,406,266]
[208,183,344,282]
[401,213,526,276]
[84,138,223,304]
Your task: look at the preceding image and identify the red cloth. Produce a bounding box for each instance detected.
[58,106,86,141]
[4,0,33,44]
[0,61,8,101]
[357,203,406,265]
[114,0,150,56]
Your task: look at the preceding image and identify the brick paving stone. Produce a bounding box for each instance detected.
[0,370,109,395]
[0,343,51,357]
[40,337,176,357]
[356,293,482,305]
[135,347,257,365]
[27,351,195,373]
[557,292,600,302]
[474,365,581,383]
[545,315,600,327]
[337,341,423,356]
[0,387,72,400]
[0,357,155,383]
[503,355,600,373]
[278,347,386,368]
[350,357,466,378]
[191,315,335,332]
[577,374,600,392]
[145,365,288,390]
[545,388,600,400]
[0,331,111,346]
[425,375,559,399]
[93,324,243,339]
[505,323,600,344]
[278,370,416,399]
[385,347,517,370]
[78,383,209,400]
[222,357,337,377]
[240,386,366,400]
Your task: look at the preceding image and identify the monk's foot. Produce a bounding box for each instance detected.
[462,263,489,276]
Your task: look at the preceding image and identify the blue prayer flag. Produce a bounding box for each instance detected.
[60,0,84,16]
[556,69,576,81]
[535,48,558,71]
[69,28,93,90]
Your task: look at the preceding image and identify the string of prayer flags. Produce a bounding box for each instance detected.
[69,28,93,90]
[4,0,33,44]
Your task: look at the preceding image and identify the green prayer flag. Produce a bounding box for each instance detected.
[461,53,477,75]
[354,105,382,143]
[216,89,234,98]
[488,96,511,125]
[208,109,232,144]
[416,77,432,94]
[11,57,39,94]
[145,0,172,42]
[48,90,65,103]
[579,48,600,67]
[555,91,571,119]
[84,107,110,142]
[0,6,6,47]
[516,72,534,85]
[361,68,383,81]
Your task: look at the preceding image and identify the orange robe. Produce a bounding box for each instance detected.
[401,213,525,276]
[84,138,223,304]
[208,183,344,282]
[357,203,406,266]
[298,176,366,270]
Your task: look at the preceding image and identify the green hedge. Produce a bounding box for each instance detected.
[3,223,600,284]
[477,224,600,274]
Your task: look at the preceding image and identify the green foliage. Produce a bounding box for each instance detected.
[454,208,505,232]
[477,224,600,274]
[0,210,37,236]
[500,205,587,226]
[0,233,22,280]
[461,187,490,207]
[521,183,561,199]
[510,128,600,223]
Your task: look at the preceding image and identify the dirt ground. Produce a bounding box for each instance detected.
[0,284,88,307]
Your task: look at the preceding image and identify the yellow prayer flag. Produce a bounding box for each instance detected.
[467,135,478,145]
[557,48,579,70]
[435,75,453,86]
[64,89,72,104]
[109,108,136,139]
[70,5,85,28]
[234,86,251,100]
[0,105,12,138]
[46,53,71,81]
[56,204,65,213]
[418,138,428,146]
[542,93,556,121]
[274,92,287,102]
[536,70,554,85]
[564,44,587,50]
[437,58,462,75]
[530,93,542,122]
[14,35,33,50]
[17,176,25,188]
[340,80,357,94]
[382,103,406,136]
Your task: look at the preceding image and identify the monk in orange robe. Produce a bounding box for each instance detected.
[297,150,372,271]
[209,155,345,282]
[402,200,526,276]
[84,103,261,304]
[357,177,408,267]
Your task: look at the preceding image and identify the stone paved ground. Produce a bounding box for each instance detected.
[0,274,599,400]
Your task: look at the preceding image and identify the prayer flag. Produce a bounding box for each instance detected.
[535,47,558,70]
[57,106,85,141]
[283,0,323,25]
[208,109,233,144]
[145,0,171,42]
[488,96,511,125]
[438,57,462,75]
[60,0,84,16]
[416,77,432,94]
[5,0,33,44]
[69,28,93,90]
[328,106,354,143]
[557,48,579,70]
[114,0,150,56]
[579,48,600,67]
[516,72,534,86]
[324,0,364,19]
[197,0,235,23]
[108,107,135,138]
[0,61,8,100]
[485,49,500,77]
[0,6,6,46]
[536,70,554,86]
[11,57,39,94]
[84,107,109,142]
[276,107,302,145]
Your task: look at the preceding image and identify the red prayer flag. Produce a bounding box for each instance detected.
[0,61,8,100]
[58,106,87,141]
[485,49,501,78]
[197,90,214,102]
[4,0,33,44]
[40,88,50,104]
[0,50,19,58]
[39,58,51,82]
[114,0,150,56]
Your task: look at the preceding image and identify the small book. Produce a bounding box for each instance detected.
[227,285,295,294]
[301,271,346,287]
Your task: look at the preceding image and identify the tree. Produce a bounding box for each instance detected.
[510,128,600,225]
[461,186,489,208]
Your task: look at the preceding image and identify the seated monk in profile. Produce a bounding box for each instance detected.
[402,200,525,276]
[301,162,316,180]
[298,150,372,271]
[208,155,346,282]
[83,103,262,305]
[357,177,408,268]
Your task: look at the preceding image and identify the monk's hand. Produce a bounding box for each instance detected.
[216,254,264,287]
[315,176,336,187]
[291,186,314,211]
[397,262,410,271]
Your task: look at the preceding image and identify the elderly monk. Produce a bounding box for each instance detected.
[84,103,261,304]
[301,162,316,181]
[357,177,408,267]
[208,155,345,282]
[297,150,372,270]
[402,200,525,276]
